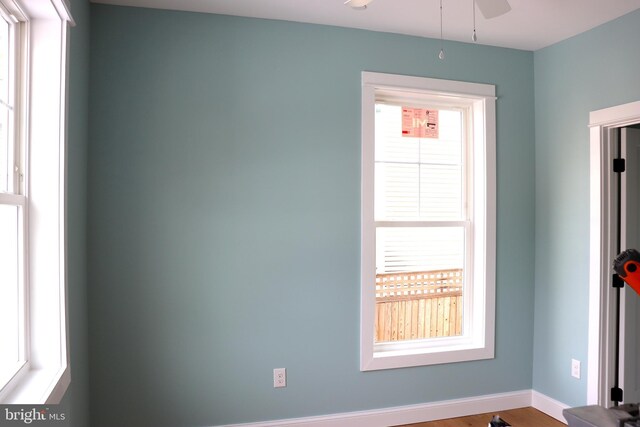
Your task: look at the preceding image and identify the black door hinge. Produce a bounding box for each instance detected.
[614,158,626,173]
[611,386,623,404]
[613,274,625,288]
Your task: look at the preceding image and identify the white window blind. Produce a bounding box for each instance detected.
[376,227,464,274]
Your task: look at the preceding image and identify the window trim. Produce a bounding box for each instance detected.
[360,71,496,371]
[0,0,73,404]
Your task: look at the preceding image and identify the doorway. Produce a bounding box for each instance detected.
[621,127,640,403]
[587,101,640,407]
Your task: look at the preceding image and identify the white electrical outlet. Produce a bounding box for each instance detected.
[571,359,581,379]
[273,368,286,388]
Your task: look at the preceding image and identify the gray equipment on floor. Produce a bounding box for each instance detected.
[563,403,640,427]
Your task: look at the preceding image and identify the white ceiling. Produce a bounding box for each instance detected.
[91,0,640,51]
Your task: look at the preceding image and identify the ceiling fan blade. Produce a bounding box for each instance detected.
[344,0,373,9]
[475,0,511,19]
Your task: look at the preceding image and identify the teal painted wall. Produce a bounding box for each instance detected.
[533,9,640,407]
[88,5,535,426]
[59,0,91,425]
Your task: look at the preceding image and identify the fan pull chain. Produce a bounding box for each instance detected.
[438,0,444,59]
[472,0,478,41]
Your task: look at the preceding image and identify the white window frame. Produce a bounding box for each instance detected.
[0,0,73,404]
[360,71,496,371]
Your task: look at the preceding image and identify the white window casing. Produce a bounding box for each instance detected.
[360,72,496,371]
[0,0,74,404]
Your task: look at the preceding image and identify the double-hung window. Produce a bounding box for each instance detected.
[360,72,496,370]
[0,2,25,393]
[0,0,73,404]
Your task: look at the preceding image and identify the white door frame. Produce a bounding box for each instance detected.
[588,100,640,406]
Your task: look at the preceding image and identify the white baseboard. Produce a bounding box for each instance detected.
[221,389,569,427]
[531,390,570,423]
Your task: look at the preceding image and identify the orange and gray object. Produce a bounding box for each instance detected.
[613,249,640,295]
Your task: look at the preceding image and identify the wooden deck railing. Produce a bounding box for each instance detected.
[375,269,463,342]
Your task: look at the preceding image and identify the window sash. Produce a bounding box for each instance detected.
[373,102,468,223]
[0,194,27,394]
[373,222,473,344]
[0,7,18,195]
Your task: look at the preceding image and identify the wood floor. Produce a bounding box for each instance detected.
[396,407,566,427]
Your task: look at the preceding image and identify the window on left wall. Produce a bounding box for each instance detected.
[0,8,25,393]
[0,0,74,404]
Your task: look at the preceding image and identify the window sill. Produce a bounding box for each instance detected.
[363,344,494,371]
[0,365,69,404]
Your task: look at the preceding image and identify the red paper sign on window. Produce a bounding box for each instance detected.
[401,107,439,138]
